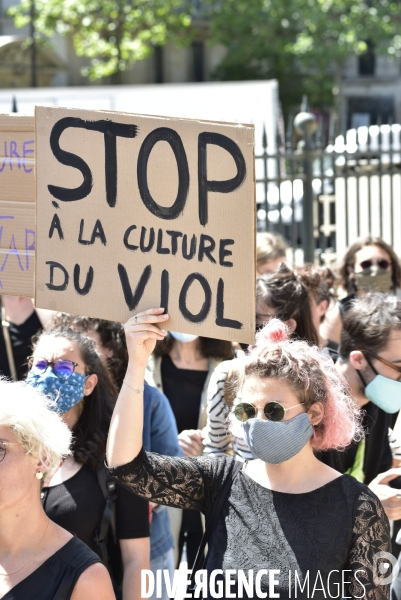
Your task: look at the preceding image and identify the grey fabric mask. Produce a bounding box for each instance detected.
[241,413,313,464]
[355,267,393,293]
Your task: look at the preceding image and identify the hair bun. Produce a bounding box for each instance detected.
[256,318,288,345]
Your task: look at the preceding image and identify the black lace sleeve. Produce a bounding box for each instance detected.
[106,447,233,513]
[346,488,391,599]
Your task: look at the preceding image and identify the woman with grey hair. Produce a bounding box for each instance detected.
[0,378,114,600]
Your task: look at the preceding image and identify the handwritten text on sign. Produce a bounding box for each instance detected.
[0,115,35,297]
[35,107,256,343]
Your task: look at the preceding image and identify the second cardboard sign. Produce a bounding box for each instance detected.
[0,114,35,297]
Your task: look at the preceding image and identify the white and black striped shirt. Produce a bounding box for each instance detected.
[202,360,254,462]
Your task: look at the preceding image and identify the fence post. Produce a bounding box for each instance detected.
[294,110,317,263]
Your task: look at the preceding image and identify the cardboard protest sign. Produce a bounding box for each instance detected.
[35,106,256,343]
[0,115,35,297]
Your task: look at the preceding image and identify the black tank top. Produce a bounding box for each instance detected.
[2,536,100,600]
[0,310,42,380]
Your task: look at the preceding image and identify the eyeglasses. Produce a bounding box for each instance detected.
[362,350,401,381]
[0,441,19,463]
[359,258,390,271]
[28,357,79,380]
[234,401,305,422]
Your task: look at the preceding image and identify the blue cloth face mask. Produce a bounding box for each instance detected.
[357,355,401,414]
[241,412,313,464]
[26,367,88,414]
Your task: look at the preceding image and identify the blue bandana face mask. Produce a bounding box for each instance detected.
[26,367,88,414]
[241,412,313,464]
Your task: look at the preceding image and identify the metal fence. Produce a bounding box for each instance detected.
[255,111,401,264]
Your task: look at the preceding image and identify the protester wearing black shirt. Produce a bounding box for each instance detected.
[0,379,114,600]
[318,399,394,483]
[0,296,45,380]
[26,327,150,600]
[161,354,208,434]
[41,463,149,556]
[106,308,391,600]
[319,294,401,495]
[147,333,232,568]
[0,310,41,379]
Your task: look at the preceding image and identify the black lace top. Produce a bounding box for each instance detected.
[107,449,391,600]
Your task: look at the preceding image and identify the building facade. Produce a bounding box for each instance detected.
[1,0,401,128]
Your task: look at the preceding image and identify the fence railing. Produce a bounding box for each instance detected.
[255,111,401,264]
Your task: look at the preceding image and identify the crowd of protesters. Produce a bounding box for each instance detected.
[0,232,400,599]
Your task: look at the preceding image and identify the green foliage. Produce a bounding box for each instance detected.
[205,0,401,112]
[8,0,192,81]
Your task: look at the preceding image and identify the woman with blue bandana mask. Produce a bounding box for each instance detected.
[25,327,151,600]
[40,314,185,600]
[106,308,392,599]
[26,329,98,424]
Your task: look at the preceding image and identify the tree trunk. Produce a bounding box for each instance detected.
[333,62,344,130]
[112,0,124,85]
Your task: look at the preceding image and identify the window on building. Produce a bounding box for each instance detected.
[154,46,163,84]
[358,41,375,76]
[347,96,394,128]
[192,41,204,82]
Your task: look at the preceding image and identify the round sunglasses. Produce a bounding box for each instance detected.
[358,258,390,271]
[234,401,305,422]
[28,357,79,380]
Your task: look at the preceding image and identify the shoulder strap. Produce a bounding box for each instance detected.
[94,467,118,565]
[188,460,243,592]
[1,301,17,382]
[345,437,366,483]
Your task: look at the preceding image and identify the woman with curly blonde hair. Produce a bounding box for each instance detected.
[0,378,114,600]
[106,308,391,599]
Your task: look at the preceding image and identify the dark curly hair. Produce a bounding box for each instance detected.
[32,327,117,470]
[257,263,320,346]
[53,314,128,390]
[296,264,337,324]
[339,235,401,295]
[154,335,233,359]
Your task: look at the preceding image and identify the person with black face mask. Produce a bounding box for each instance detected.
[318,293,401,490]
[333,297,401,600]
[106,308,391,599]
